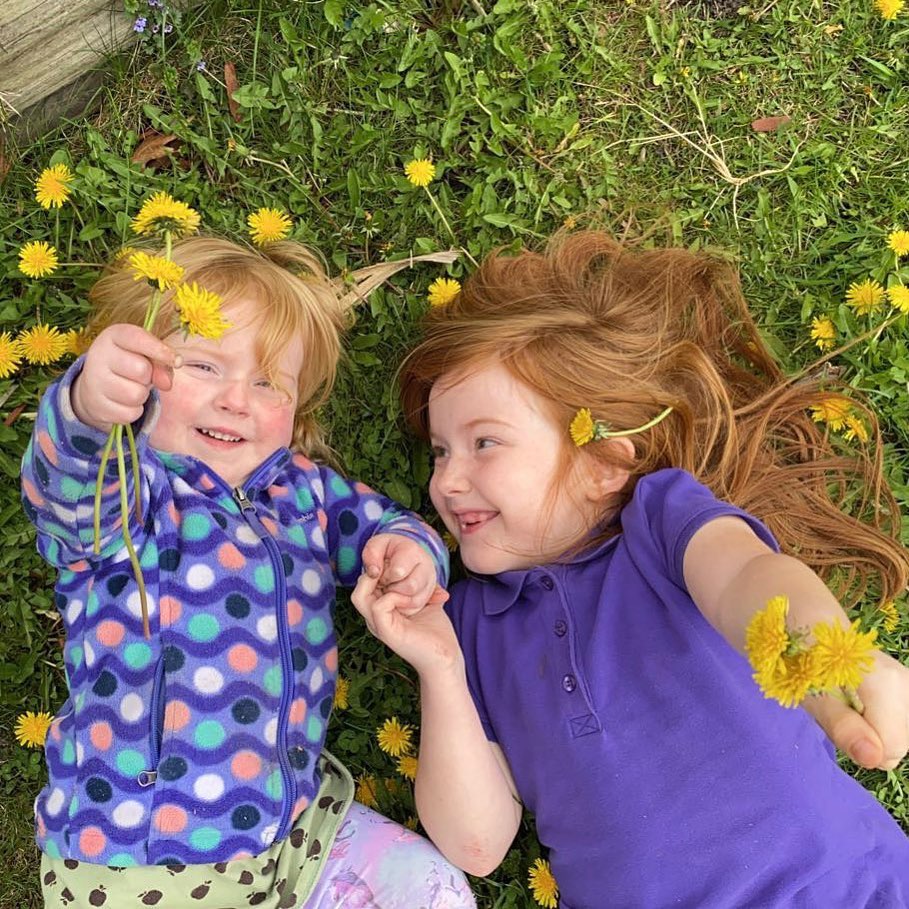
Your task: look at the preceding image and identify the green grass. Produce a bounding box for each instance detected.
[1,0,908,905]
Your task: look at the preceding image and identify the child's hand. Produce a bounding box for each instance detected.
[803,649,909,770]
[71,324,178,431]
[352,571,458,675]
[360,533,440,614]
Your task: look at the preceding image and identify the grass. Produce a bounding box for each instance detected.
[1,0,908,905]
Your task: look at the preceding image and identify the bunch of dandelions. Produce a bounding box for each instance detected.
[745,595,879,711]
[93,191,228,638]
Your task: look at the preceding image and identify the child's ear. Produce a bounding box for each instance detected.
[584,436,635,503]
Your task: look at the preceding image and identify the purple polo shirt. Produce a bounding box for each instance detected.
[446,469,909,908]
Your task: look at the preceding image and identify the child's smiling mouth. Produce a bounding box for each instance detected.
[196,427,245,445]
[454,510,498,534]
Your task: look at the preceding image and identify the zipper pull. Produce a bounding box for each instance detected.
[233,486,255,512]
[137,770,157,787]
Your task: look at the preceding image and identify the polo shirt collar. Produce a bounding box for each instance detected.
[475,531,622,616]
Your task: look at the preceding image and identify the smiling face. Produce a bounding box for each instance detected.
[428,362,605,575]
[149,297,304,489]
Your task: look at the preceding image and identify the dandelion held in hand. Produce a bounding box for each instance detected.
[174,282,231,339]
[18,241,59,278]
[129,251,185,291]
[247,207,293,246]
[35,163,74,209]
[131,191,201,237]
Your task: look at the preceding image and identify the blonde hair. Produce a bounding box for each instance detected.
[400,231,908,605]
[87,236,346,460]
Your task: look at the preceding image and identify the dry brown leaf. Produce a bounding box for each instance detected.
[131,131,179,167]
[4,403,26,427]
[340,251,462,310]
[225,62,242,123]
[0,136,9,184]
[750,115,791,133]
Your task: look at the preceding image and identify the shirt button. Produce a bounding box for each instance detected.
[540,576,554,590]
[562,673,577,693]
[554,619,568,637]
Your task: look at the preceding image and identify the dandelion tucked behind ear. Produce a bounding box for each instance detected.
[528,857,559,909]
[887,285,909,313]
[173,282,231,339]
[376,717,413,757]
[810,397,852,431]
[809,316,836,351]
[15,711,53,748]
[35,163,74,209]
[874,0,905,20]
[131,191,201,237]
[247,208,293,246]
[811,621,878,691]
[888,230,909,256]
[129,252,185,291]
[845,279,885,315]
[17,324,69,365]
[0,332,23,378]
[18,241,59,278]
[427,277,461,307]
[404,158,436,187]
[569,408,597,446]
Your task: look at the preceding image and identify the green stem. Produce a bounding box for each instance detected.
[143,231,172,330]
[93,429,117,555]
[115,426,150,639]
[597,406,674,439]
[124,423,143,525]
[841,685,865,715]
[423,187,479,268]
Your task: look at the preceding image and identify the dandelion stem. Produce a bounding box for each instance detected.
[143,231,172,330]
[115,426,150,639]
[423,187,479,268]
[841,686,865,715]
[93,429,117,555]
[125,423,143,524]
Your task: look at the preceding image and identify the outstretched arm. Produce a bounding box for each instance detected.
[684,515,909,770]
[352,573,522,875]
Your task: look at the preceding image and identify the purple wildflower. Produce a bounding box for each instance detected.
[133,16,147,32]
[196,60,207,72]
[163,23,173,33]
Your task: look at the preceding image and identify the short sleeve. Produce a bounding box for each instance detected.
[619,468,779,589]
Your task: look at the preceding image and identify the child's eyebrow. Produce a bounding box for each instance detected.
[463,417,513,430]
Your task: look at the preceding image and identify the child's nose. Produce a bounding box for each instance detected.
[434,456,471,495]
[215,380,251,414]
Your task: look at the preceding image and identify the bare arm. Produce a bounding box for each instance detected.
[684,516,909,770]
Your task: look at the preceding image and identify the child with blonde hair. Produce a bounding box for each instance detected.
[354,231,909,907]
[23,236,476,907]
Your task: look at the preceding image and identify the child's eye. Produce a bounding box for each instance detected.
[187,362,215,373]
[430,445,448,460]
[476,437,497,450]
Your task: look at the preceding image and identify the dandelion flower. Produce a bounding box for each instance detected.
[0,332,23,379]
[888,230,909,256]
[63,328,91,357]
[14,711,53,748]
[528,857,559,909]
[404,159,435,187]
[333,676,350,711]
[396,754,419,781]
[18,241,59,278]
[879,601,899,633]
[442,531,458,552]
[129,252,185,291]
[17,324,69,365]
[811,620,878,691]
[131,191,201,237]
[570,408,596,446]
[35,163,74,209]
[173,282,231,339]
[874,0,904,20]
[843,414,869,443]
[810,317,836,351]
[887,285,909,314]
[355,775,378,809]
[563,215,578,230]
[427,277,461,308]
[745,595,790,677]
[404,816,418,831]
[376,717,413,757]
[810,397,852,432]
[845,279,885,315]
[247,208,293,246]
[757,651,819,708]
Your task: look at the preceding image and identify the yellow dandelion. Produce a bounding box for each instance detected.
[569,408,596,446]
[887,285,909,314]
[563,215,578,230]
[396,754,419,781]
[62,328,92,357]
[528,857,559,909]
[811,620,878,691]
[14,711,53,748]
[745,595,790,678]
[404,158,435,187]
[376,717,413,757]
[427,277,461,307]
[810,397,852,431]
[17,324,69,365]
[333,676,350,711]
[355,775,378,809]
[757,650,819,709]
[247,208,293,246]
[383,776,404,795]
[35,163,74,209]
[114,246,139,265]
[843,414,869,444]
[874,0,904,19]
[131,191,201,237]
[0,332,23,379]
[879,601,899,633]
[888,230,909,256]
[442,531,458,552]
[845,278,885,315]
[173,282,231,340]
[404,816,418,831]
[809,316,836,351]
[129,252,185,291]
[18,241,59,279]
